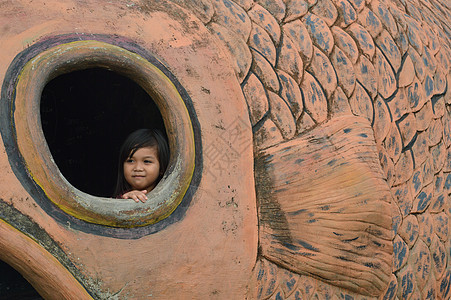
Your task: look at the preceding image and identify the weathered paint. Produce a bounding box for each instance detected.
[0,0,449,299]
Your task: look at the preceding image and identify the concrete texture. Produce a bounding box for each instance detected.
[0,0,450,299]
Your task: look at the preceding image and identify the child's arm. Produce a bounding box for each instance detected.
[121,190,148,203]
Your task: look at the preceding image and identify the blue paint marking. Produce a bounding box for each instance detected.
[351,0,365,7]
[253,33,261,46]
[328,159,336,166]
[222,0,247,24]
[425,76,434,97]
[383,280,397,300]
[399,29,408,48]
[378,6,390,26]
[223,0,232,8]
[298,252,316,257]
[266,278,276,297]
[433,194,445,210]
[367,10,381,28]
[237,13,246,22]
[295,158,304,164]
[412,171,421,192]
[315,33,325,49]
[344,128,351,133]
[406,221,412,231]
[305,14,331,52]
[432,243,445,268]
[297,240,319,252]
[305,15,315,33]
[425,288,435,300]
[275,291,283,300]
[422,47,432,67]
[440,271,451,298]
[286,277,296,291]
[343,236,359,242]
[394,238,407,269]
[372,240,382,247]
[361,64,368,73]
[281,145,292,152]
[401,271,414,299]
[445,173,451,191]
[392,215,401,235]
[408,82,420,107]
[344,295,354,300]
[435,176,443,191]
[336,54,347,64]
[288,209,306,216]
[341,1,356,24]
[265,154,274,162]
[359,133,368,138]
[431,94,444,115]
[279,73,288,83]
[269,263,276,276]
[257,286,264,299]
[282,242,301,252]
[310,80,323,104]
[336,255,352,262]
[294,291,302,300]
[257,266,265,281]
[416,191,432,211]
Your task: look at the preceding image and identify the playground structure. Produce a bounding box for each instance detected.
[0,0,450,298]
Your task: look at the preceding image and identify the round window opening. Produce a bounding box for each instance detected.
[41,68,165,198]
[8,40,196,227]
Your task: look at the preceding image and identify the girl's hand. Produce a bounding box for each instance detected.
[121,190,148,203]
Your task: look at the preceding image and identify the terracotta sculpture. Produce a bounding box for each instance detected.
[0,0,449,298]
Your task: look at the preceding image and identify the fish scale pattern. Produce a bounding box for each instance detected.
[175,0,451,298]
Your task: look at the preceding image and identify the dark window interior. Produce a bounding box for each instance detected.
[0,260,42,299]
[40,68,165,197]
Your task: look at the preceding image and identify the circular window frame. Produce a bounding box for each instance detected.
[12,40,195,227]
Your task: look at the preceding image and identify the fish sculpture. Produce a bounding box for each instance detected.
[0,0,449,299]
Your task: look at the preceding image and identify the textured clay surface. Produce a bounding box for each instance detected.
[0,0,450,299]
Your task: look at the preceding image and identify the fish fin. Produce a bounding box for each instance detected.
[255,116,393,297]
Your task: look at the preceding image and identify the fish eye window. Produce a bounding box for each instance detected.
[3,39,196,227]
[41,68,165,197]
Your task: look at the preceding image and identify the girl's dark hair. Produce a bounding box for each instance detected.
[113,128,169,197]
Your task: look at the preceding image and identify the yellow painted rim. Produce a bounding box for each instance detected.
[14,40,195,227]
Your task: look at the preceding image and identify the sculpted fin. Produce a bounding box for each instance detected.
[255,116,393,296]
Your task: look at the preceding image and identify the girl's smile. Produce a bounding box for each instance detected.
[123,146,161,192]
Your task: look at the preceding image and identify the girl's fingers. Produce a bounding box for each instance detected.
[122,191,148,203]
[138,194,147,203]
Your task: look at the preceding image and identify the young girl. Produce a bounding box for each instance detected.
[114,129,169,203]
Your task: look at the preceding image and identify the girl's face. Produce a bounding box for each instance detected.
[123,146,161,192]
